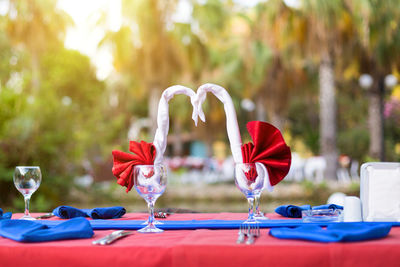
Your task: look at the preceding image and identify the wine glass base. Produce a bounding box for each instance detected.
[19,215,36,220]
[254,213,269,220]
[142,219,163,225]
[138,223,164,233]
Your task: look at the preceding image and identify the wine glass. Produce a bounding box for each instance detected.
[235,163,265,224]
[254,164,271,220]
[133,165,167,233]
[13,166,42,220]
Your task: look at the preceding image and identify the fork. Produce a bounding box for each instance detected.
[236,224,248,244]
[246,223,260,245]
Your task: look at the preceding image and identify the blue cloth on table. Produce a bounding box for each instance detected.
[37,219,400,231]
[269,223,392,242]
[275,204,343,218]
[0,217,94,242]
[53,206,126,219]
[0,208,12,220]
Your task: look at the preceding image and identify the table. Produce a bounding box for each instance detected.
[1,213,400,267]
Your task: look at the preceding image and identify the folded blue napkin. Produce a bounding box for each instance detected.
[0,208,12,220]
[87,207,127,219]
[275,204,343,218]
[53,206,126,219]
[0,217,94,242]
[269,223,392,242]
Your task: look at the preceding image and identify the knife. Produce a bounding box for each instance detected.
[92,230,132,245]
[35,213,55,219]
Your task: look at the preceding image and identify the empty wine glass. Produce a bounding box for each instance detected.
[235,163,265,224]
[133,165,167,233]
[13,166,42,220]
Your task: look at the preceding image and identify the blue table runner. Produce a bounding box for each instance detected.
[36,219,400,230]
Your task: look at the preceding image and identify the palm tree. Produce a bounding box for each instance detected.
[349,0,400,160]
[249,0,307,130]
[298,0,357,179]
[239,0,349,179]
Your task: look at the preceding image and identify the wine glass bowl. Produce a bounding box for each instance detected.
[235,163,265,223]
[235,163,265,197]
[13,166,42,220]
[133,165,167,233]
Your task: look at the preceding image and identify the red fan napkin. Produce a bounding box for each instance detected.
[112,141,156,192]
[241,121,291,186]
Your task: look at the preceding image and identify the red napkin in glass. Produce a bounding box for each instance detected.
[112,141,156,192]
[241,121,291,186]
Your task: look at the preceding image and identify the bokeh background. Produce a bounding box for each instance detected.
[0,0,399,213]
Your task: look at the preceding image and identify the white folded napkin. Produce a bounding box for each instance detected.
[153,85,198,166]
[360,162,400,222]
[196,83,243,164]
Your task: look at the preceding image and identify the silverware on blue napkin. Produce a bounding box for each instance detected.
[92,230,132,245]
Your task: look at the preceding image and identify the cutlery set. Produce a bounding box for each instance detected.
[92,230,132,245]
[236,223,260,245]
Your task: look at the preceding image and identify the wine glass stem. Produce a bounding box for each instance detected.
[255,195,260,215]
[147,201,155,225]
[247,197,255,220]
[24,195,31,217]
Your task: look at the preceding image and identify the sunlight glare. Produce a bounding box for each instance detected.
[57,0,121,80]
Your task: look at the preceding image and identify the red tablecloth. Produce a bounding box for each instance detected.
[1,213,400,267]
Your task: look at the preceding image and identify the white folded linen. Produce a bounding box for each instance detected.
[153,85,199,166]
[360,162,400,222]
[196,83,243,164]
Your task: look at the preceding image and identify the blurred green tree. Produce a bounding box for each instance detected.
[6,0,72,91]
[101,0,186,136]
[100,0,207,156]
[0,47,105,209]
[0,2,106,209]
